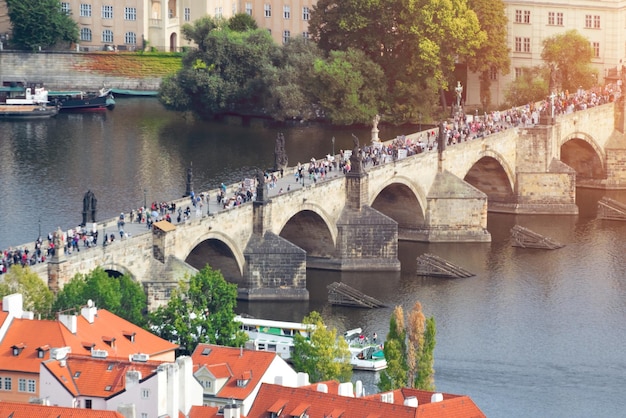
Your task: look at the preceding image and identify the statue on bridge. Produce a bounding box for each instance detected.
[455,81,463,109]
[350,133,363,174]
[274,132,288,172]
[255,169,266,202]
[82,190,97,226]
[184,162,194,197]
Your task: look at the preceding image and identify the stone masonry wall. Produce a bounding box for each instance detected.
[0,51,181,91]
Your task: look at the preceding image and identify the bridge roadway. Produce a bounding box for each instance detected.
[23,98,626,307]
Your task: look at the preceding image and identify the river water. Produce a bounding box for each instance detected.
[1,98,625,417]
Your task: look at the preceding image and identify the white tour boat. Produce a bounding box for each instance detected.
[236,316,387,371]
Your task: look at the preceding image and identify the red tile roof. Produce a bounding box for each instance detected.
[42,354,162,398]
[246,383,487,418]
[188,405,225,418]
[0,400,125,417]
[0,308,177,375]
[190,344,277,400]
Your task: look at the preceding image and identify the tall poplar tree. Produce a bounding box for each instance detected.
[379,302,436,391]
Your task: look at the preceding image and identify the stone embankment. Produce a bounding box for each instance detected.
[0,51,181,91]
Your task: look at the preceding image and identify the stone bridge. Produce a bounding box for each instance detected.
[36,99,626,308]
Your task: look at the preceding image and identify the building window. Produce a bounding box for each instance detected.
[80,4,91,17]
[102,5,113,19]
[283,30,290,44]
[557,12,563,26]
[283,6,290,19]
[303,7,310,21]
[490,66,497,81]
[141,414,148,418]
[514,37,521,52]
[592,42,600,58]
[515,10,522,23]
[593,15,601,29]
[125,7,137,21]
[60,2,70,14]
[515,68,523,79]
[80,28,92,41]
[3,377,11,391]
[548,12,554,25]
[102,29,113,43]
[523,37,531,53]
[141,388,150,399]
[27,379,35,393]
[18,379,26,392]
[85,399,92,409]
[264,4,271,17]
[245,3,252,15]
[524,10,530,24]
[302,32,309,42]
[200,379,211,389]
[184,7,190,21]
[585,15,592,28]
[125,32,137,45]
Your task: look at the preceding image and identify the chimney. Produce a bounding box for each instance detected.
[317,383,328,393]
[125,370,142,390]
[58,314,77,334]
[431,393,443,403]
[223,404,241,418]
[81,300,97,323]
[404,396,418,407]
[338,382,354,397]
[2,294,24,317]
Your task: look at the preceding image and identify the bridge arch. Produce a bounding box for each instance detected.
[276,204,337,259]
[99,263,135,279]
[559,131,606,180]
[463,150,515,206]
[182,231,245,281]
[370,176,427,233]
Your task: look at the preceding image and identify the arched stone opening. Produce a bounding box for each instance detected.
[561,137,605,181]
[279,210,335,259]
[185,238,243,287]
[464,156,515,209]
[169,32,177,52]
[371,182,424,240]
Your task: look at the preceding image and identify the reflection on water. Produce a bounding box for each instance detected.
[1,99,625,417]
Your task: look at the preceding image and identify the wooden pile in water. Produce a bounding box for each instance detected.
[597,197,626,220]
[327,282,386,308]
[416,253,474,278]
[511,225,564,249]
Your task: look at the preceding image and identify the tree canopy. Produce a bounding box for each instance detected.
[147,265,247,354]
[541,30,597,92]
[379,303,436,391]
[0,265,54,317]
[52,267,147,326]
[291,311,352,383]
[308,0,486,122]
[504,66,549,107]
[6,0,78,51]
[466,0,510,109]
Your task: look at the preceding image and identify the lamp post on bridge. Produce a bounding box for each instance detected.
[143,189,147,209]
[418,112,422,133]
[38,217,41,239]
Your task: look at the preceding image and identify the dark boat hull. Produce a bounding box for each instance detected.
[51,92,115,111]
[0,106,58,120]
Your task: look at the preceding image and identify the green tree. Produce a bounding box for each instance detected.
[0,265,54,317]
[147,265,247,354]
[504,66,549,107]
[52,267,147,326]
[542,30,597,92]
[309,0,486,124]
[161,25,279,118]
[6,0,78,51]
[378,303,436,391]
[228,13,258,32]
[292,311,352,383]
[466,0,510,110]
[311,48,387,125]
[378,306,408,391]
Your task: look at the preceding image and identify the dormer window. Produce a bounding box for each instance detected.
[82,342,96,351]
[37,345,50,359]
[12,343,25,356]
[201,347,211,356]
[102,336,116,348]
[122,331,136,343]
[237,371,252,387]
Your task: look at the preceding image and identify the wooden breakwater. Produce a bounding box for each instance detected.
[511,225,564,249]
[416,253,474,278]
[327,282,386,308]
[597,197,626,220]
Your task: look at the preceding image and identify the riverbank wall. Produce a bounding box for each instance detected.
[0,51,181,91]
